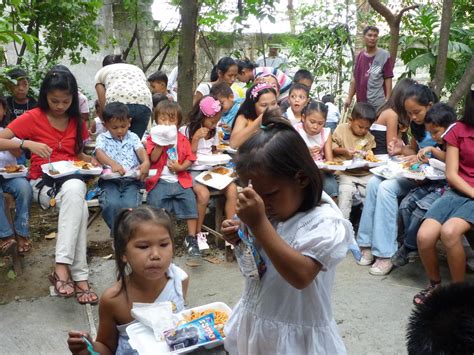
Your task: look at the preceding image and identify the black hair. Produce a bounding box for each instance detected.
[289,83,310,97]
[6,68,29,81]
[102,54,124,67]
[153,100,183,126]
[38,67,82,154]
[293,69,314,86]
[236,58,257,74]
[377,78,416,128]
[102,102,129,123]
[148,70,168,85]
[0,97,11,128]
[425,103,457,128]
[461,86,474,127]
[406,282,474,355]
[113,206,174,298]
[152,93,169,108]
[302,99,328,120]
[210,56,237,82]
[321,94,334,104]
[235,107,322,213]
[404,83,439,142]
[185,95,220,141]
[363,25,379,35]
[351,102,376,124]
[210,82,233,98]
[236,83,277,121]
[94,99,100,111]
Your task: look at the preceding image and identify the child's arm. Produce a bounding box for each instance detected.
[136,147,150,181]
[229,114,262,149]
[445,144,474,198]
[323,132,334,161]
[95,148,126,175]
[237,187,322,289]
[191,127,210,153]
[168,159,192,174]
[417,146,446,162]
[332,146,355,159]
[150,144,164,163]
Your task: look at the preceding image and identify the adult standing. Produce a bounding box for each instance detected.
[256,44,288,73]
[345,26,393,111]
[95,55,152,139]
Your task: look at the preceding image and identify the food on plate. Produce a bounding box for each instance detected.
[73,160,92,170]
[4,165,23,173]
[203,173,213,181]
[365,151,380,163]
[183,309,229,337]
[49,169,60,175]
[230,171,238,178]
[212,167,230,175]
[217,144,228,150]
[324,161,344,166]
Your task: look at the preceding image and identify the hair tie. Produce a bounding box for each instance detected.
[250,82,274,99]
[260,124,268,130]
[199,96,221,117]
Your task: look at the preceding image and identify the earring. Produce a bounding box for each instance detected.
[125,262,132,275]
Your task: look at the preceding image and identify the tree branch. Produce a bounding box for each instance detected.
[396,5,419,24]
[123,26,138,61]
[448,55,474,107]
[432,0,453,96]
[143,24,180,72]
[367,0,395,23]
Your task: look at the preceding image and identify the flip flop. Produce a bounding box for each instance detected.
[0,237,17,257]
[48,272,75,298]
[74,281,99,305]
[16,236,32,256]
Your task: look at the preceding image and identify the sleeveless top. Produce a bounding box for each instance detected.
[370,123,388,155]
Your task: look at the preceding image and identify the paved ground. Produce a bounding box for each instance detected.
[1,215,472,355]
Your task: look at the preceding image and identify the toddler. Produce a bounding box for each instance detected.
[210,82,243,140]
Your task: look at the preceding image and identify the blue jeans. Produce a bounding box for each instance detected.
[399,183,445,250]
[127,104,151,139]
[357,176,418,257]
[0,177,32,238]
[322,171,338,197]
[147,181,197,219]
[99,179,143,230]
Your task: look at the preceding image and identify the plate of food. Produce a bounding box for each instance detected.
[365,152,389,167]
[72,160,103,175]
[100,168,141,180]
[316,160,347,171]
[370,163,404,180]
[0,164,28,178]
[195,170,234,190]
[40,161,79,178]
[196,153,232,166]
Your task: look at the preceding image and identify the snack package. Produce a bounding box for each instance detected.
[234,225,267,280]
[131,301,178,342]
[164,314,222,351]
[167,146,178,162]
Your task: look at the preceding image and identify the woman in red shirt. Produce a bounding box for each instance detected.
[0,67,97,304]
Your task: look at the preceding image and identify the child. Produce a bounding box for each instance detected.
[230,82,278,148]
[322,94,341,132]
[148,70,174,101]
[279,69,314,111]
[0,97,33,256]
[182,96,238,249]
[392,103,456,268]
[221,109,355,354]
[332,102,376,219]
[5,68,37,121]
[414,88,474,305]
[210,82,243,140]
[145,101,200,257]
[0,67,97,303]
[295,100,338,199]
[95,102,150,231]
[284,83,309,125]
[67,206,189,354]
[89,100,106,136]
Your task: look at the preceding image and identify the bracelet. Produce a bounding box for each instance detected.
[19,139,25,150]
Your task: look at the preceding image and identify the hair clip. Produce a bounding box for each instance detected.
[251,82,274,99]
[199,96,222,117]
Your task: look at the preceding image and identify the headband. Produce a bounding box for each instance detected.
[250,82,274,99]
[199,96,222,117]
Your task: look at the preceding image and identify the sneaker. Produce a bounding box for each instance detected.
[184,235,201,257]
[392,245,418,267]
[369,258,393,276]
[356,248,374,266]
[196,232,210,251]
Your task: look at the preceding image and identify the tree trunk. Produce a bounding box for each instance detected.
[178,0,199,120]
[287,0,296,34]
[432,0,454,97]
[448,55,474,107]
[355,0,370,51]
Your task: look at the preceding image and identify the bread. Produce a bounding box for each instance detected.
[203,173,213,181]
[212,167,230,175]
[325,161,344,166]
[4,165,23,173]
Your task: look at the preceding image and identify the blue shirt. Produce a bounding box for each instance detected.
[95,131,143,170]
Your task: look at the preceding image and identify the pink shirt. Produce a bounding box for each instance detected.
[443,122,474,187]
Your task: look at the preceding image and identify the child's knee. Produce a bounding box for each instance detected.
[417,226,439,249]
[194,185,210,203]
[440,224,463,249]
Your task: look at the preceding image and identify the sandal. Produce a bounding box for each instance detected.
[48,272,75,298]
[16,236,32,255]
[75,281,99,305]
[413,280,441,306]
[0,237,17,256]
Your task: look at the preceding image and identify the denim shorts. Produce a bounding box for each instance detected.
[425,189,474,225]
[147,181,197,219]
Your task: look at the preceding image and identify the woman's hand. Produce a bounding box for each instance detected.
[221,219,240,245]
[24,141,52,158]
[67,330,90,355]
[236,187,266,229]
[388,137,403,156]
[416,146,431,162]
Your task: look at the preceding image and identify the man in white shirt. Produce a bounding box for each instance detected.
[256,44,288,73]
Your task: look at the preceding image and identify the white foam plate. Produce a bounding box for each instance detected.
[195,171,234,190]
[0,165,28,178]
[370,163,404,180]
[100,169,140,180]
[40,161,79,178]
[429,158,446,172]
[196,154,232,166]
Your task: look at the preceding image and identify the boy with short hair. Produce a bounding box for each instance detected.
[322,94,341,132]
[284,83,310,125]
[148,70,174,101]
[332,102,376,219]
[209,82,243,140]
[280,69,313,111]
[95,102,150,232]
[6,68,37,121]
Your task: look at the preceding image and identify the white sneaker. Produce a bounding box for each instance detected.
[369,258,393,276]
[356,248,374,266]
[196,232,210,251]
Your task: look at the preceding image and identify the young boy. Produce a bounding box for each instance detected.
[322,94,341,132]
[280,69,313,111]
[145,101,200,258]
[6,68,37,121]
[209,82,243,140]
[332,102,376,219]
[148,70,174,101]
[284,83,310,125]
[95,102,150,231]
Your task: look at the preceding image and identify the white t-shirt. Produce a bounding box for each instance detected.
[294,123,331,161]
[160,140,179,183]
[94,117,107,135]
[0,128,18,168]
[78,91,90,114]
[195,82,212,96]
[325,102,341,124]
[179,126,218,170]
[285,107,301,126]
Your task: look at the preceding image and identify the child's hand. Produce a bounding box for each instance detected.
[111,162,126,175]
[417,147,431,162]
[138,161,150,181]
[194,127,210,140]
[221,219,240,245]
[24,141,52,158]
[167,160,182,173]
[90,157,101,167]
[347,148,356,157]
[67,330,90,355]
[309,146,320,157]
[237,187,266,228]
[403,155,419,165]
[388,137,403,156]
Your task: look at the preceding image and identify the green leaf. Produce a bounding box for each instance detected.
[7,269,16,280]
[406,52,436,73]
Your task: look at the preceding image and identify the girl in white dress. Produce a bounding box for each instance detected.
[221,108,355,355]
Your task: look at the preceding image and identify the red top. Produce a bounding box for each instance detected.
[7,107,88,180]
[145,132,196,191]
[443,122,474,188]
